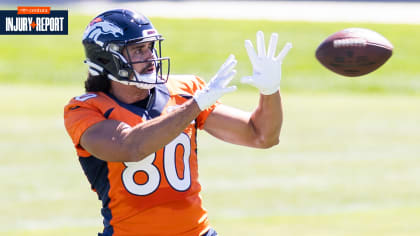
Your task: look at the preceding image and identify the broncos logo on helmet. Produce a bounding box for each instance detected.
[83,21,124,46]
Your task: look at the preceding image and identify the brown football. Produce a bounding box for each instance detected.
[315,28,393,77]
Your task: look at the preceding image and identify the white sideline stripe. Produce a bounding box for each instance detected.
[69,1,420,24]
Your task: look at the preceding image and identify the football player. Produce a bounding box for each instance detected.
[64,9,292,236]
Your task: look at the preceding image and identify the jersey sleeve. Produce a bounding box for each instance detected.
[64,98,106,149]
[191,76,220,130]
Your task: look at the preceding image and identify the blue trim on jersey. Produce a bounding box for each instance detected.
[202,228,218,236]
[106,92,150,119]
[104,108,114,119]
[79,156,114,235]
[105,84,170,120]
[179,94,192,99]
[149,84,171,118]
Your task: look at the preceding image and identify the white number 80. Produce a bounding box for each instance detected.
[122,133,192,196]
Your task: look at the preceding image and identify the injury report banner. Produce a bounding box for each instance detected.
[0,7,68,35]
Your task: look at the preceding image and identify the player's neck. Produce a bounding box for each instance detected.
[109,81,150,104]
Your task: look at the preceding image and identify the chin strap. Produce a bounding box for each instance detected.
[107,73,156,90]
[85,59,159,90]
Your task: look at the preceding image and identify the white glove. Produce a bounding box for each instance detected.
[193,55,237,110]
[241,31,292,95]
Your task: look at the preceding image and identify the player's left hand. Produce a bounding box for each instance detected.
[241,31,292,95]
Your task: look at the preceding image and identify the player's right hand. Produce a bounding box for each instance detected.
[193,55,237,111]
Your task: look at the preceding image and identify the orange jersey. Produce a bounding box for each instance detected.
[64,75,217,236]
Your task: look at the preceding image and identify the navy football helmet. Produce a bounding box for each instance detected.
[82,9,170,89]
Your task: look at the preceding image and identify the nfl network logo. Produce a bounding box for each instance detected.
[0,6,68,35]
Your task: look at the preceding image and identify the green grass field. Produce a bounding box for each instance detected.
[1,86,419,235]
[0,13,419,236]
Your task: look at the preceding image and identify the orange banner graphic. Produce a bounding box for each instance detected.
[17,6,51,15]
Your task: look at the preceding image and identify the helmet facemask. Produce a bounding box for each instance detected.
[106,38,170,89]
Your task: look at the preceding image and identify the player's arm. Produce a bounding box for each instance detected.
[80,99,200,163]
[204,31,292,148]
[79,55,237,163]
[204,94,282,148]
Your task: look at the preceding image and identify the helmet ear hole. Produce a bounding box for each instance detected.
[112,54,129,70]
[98,57,110,65]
